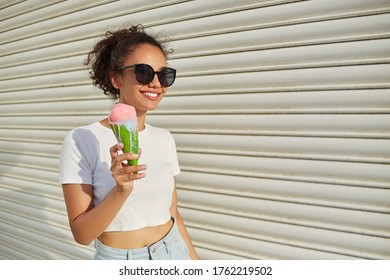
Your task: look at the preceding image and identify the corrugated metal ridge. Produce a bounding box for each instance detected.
[2,83,389,95]
[0,191,64,222]
[180,165,390,189]
[0,129,66,143]
[2,3,388,56]
[0,86,101,104]
[0,236,43,259]
[0,0,298,47]
[0,179,62,201]
[0,216,94,256]
[0,57,86,80]
[0,137,62,145]
[0,177,62,208]
[0,1,62,22]
[2,109,390,116]
[0,204,72,257]
[0,197,74,253]
[0,166,58,183]
[2,78,389,94]
[3,137,389,164]
[0,103,359,112]
[2,56,389,82]
[170,131,390,139]
[180,201,390,242]
[147,1,303,34]
[162,0,305,20]
[171,8,390,42]
[0,1,23,10]
[0,177,60,199]
[1,87,387,104]
[0,1,113,33]
[179,60,390,77]
[0,0,189,44]
[176,147,390,164]
[0,221,84,259]
[185,221,385,259]
[169,84,390,95]
[193,240,275,260]
[3,28,388,70]
[2,108,390,115]
[177,183,390,214]
[0,162,58,183]
[0,149,58,163]
[172,32,390,59]
[1,125,388,139]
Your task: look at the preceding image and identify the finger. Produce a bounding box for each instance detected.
[119,164,147,176]
[116,152,139,164]
[127,172,146,181]
[110,142,123,158]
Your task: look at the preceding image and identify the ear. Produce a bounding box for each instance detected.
[110,72,121,89]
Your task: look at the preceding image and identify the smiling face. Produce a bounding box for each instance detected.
[110,43,169,115]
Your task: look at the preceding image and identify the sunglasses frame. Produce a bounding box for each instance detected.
[115,63,176,87]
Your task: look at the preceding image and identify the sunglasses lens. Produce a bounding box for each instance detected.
[159,68,176,87]
[134,64,176,87]
[134,64,154,85]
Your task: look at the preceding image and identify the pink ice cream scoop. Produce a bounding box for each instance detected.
[108,103,139,166]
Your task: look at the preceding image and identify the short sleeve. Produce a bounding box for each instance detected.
[168,133,181,176]
[59,129,93,185]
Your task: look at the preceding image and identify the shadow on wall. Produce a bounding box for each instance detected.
[0,141,93,259]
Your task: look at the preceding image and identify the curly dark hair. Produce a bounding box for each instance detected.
[84,24,172,99]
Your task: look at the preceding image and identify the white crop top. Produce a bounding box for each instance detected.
[59,122,180,232]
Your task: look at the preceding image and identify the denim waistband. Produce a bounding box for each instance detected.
[93,218,186,260]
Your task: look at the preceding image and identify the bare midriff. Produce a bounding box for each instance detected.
[98,219,173,249]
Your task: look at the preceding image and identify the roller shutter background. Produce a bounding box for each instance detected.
[1,0,389,259]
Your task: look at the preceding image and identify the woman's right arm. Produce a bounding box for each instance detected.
[62,144,146,245]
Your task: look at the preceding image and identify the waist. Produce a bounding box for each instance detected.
[98,218,174,249]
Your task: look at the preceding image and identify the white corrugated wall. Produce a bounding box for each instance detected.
[0,0,389,259]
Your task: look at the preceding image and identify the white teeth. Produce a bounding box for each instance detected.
[143,92,158,98]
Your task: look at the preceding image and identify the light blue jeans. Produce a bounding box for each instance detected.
[93,218,190,260]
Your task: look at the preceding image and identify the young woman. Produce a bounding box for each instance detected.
[60,25,199,260]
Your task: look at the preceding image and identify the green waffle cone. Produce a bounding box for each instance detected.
[119,124,138,167]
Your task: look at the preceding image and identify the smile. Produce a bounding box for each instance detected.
[142,91,159,100]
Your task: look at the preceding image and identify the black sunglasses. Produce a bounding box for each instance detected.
[115,64,176,87]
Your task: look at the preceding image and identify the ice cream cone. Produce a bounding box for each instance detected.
[108,103,138,167]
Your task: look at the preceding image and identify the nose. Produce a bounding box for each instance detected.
[148,72,161,88]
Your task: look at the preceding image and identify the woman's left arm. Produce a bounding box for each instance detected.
[170,179,200,260]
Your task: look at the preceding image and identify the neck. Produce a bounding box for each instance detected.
[136,110,147,131]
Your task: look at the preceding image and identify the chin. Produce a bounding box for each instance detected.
[146,106,159,111]
[146,100,162,111]
[139,104,159,113]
